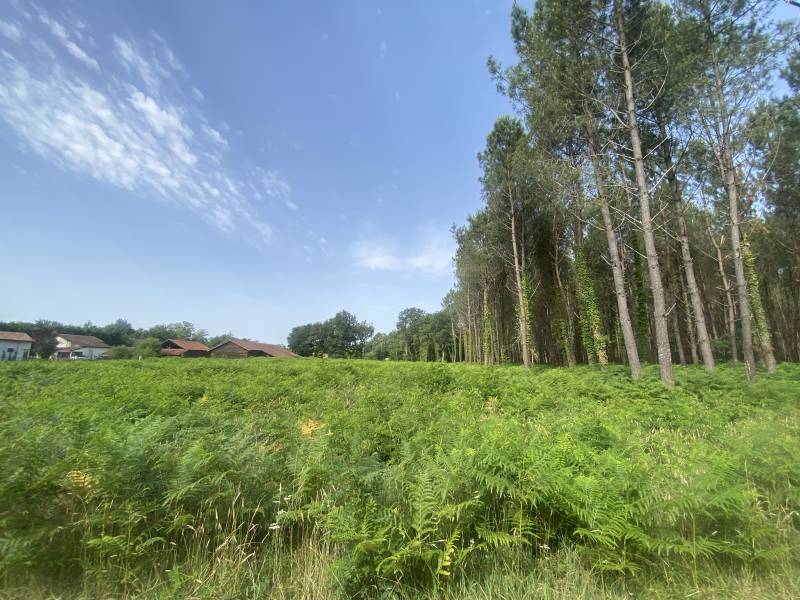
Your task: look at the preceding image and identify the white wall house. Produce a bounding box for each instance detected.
[0,331,34,361]
[55,334,110,359]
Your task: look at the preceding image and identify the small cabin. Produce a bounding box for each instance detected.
[160,339,210,357]
[0,331,34,361]
[208,338,299,359]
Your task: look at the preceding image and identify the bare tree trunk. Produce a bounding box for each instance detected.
[483,287,490,366]
[664,251,687,365]
[553,227,577,367]
[466,284,474,363]
[509,192,531,368]
[680,272,699,364]
[709,229,738,363]
[671,302,687,365]
[615,0,673,384]
[710,48,756,379]
[586,130,641,378]
[659,122,715,369]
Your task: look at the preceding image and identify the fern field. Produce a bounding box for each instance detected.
[1,359,798,599]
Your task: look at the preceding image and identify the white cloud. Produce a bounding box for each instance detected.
[192,86,204,101]
[0,20,23,42]
[113,36,168,90]
[0,15,276,244]
[152,32,182,72]
[379,40,387,59]
[351,227,454,274]
[129,90,189,137]
[258,168,292,198]
[201,123,228,150]
[39,12,98,71]
[285,200,298,211]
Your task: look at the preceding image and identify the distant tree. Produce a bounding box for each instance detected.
[30,320,59,359]
[109,345,134,359]
[288,311,374,358]
[98,319,137,346]
[396,308,426,360]
[207,332,235,348]
[145,322,208,343]
[132,337,162,358]
[480,116,533,367]
[374,308,456,362]
[287,323,323,356]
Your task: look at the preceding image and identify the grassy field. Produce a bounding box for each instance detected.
[1,358,798,599]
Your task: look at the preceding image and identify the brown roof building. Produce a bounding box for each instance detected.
[161,339,210,357]
[208,338,299,359]
[0,331,34,361]
[55,333,110,360]
[0,331,35,343]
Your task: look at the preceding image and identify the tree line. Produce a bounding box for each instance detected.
[427,0,798,384]
[330,1,798,385]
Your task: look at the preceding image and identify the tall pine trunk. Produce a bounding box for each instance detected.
[709,227,738,362]
[553,224,577,367]
[710,47,756,379]
[509,191,531,367]
[586,130,640,378]
[615,0,673,384]
[659,122,715,370]
[743,242,777,372]
[680,273,699,364]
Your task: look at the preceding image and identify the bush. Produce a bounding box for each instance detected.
[109,345,133,359]
[132,337,162,358]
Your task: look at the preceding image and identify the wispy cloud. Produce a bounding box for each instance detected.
[351,226,454,274]
[0,19,22,42]
[0,3,277,244]
[379,40,387,59]
[201,123,229,151]
[258,168,292,198]
[39,12,98,71]
[113,35,168,91]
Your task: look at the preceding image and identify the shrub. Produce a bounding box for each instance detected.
[132,337,162,358]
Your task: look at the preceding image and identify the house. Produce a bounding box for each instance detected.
[0,331,34,361]
[208,338,299,359]
[161,339,210,357]
[54,334,110,360]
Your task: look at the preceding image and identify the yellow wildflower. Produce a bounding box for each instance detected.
[300,418,324,437]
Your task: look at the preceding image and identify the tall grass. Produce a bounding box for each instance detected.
[1,359,798,598]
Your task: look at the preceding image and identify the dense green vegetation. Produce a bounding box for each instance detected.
[288,310,374,358]
[2,359,798,598]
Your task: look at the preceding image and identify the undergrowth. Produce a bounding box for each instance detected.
[1,359,798,598]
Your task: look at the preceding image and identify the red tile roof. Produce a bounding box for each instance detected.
[212,338,299,358]
[0,331,34,343]
[164,339,209,351]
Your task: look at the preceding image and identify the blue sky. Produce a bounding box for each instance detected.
[0,1,517,342]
